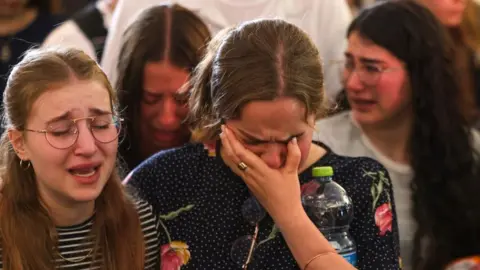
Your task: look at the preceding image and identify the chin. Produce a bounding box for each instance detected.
[443,16,463,27]
[68,189,104,203]
[351,110,383,126]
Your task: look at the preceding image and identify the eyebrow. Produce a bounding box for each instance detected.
[345,52,385,65]
[89,108,112,115]
[236,128,304,144]
[45,108,112,124]
[143,90,163,97]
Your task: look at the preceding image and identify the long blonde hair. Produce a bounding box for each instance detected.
[0,47,145,270]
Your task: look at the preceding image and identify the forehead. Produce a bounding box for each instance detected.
[30,80,111,122]
[143,61,189,94]
[235,97,309,129]
[346,32,401,65]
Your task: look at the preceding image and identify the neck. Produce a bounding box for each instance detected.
[0,8,37,36]
[42,196,95,227]
[360,113,412,164]
[299,143,326,173]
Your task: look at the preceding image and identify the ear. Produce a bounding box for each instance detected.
[8,129,29,161]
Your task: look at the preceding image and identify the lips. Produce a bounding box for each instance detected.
[352,99,376,105]
[349,98,377,112]
[153,131,177,142]
[68,163,101,178]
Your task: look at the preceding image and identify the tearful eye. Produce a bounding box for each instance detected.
[365,65,382,73]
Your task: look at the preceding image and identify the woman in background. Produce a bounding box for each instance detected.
[418,0,480,125]
[116,4,211,171]
[316,1,480,269]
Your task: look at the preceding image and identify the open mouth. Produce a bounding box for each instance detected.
[352,99,376,105]
[68,166,100,177]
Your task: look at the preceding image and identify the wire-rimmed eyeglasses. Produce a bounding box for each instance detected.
[24,114,123,149]
[330,59,403,87]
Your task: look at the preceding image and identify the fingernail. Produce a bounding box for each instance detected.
[221,125,225,133]
[291,137,297,144]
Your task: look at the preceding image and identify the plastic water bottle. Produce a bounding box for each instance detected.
[301,166,357,266]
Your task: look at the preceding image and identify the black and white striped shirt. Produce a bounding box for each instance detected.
[0,199,160,269]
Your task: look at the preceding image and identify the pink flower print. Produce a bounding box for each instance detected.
[375,203,393,236]
[160,241,191,270]
[203,142,216,157]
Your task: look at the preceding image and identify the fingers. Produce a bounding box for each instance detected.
[219,126,264,182]
[219,125,241,165]
[222,125,269,173]
[282,137,301,175]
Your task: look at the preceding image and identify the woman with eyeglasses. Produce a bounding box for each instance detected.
[125,18,400,269]
[0,47,160,269]
[315,1,480,269]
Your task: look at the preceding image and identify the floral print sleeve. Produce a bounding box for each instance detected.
[341,158,401,269]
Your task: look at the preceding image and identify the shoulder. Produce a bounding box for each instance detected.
[132,198,158,234]
[124,143,210,191]
[328,153,388,176]
[42,21,95,57]
[325,153,391,191]
[133,197,156,218]
[128,143,207,176]
[43,20,81,40]
[316,111,353,131]
[314,112,359,148]
[132,198,161,266]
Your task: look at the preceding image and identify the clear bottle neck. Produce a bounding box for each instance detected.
[315,176,333,183]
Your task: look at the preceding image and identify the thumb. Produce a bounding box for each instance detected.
[283,137,301,174]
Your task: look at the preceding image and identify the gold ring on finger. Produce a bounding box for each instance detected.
[237,161,248,171]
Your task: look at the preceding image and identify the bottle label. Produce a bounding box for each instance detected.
[340,251,357,266]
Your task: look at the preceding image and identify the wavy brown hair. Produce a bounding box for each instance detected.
[117,4,211,170]
[189,19,328,143]
[0,47,145,270]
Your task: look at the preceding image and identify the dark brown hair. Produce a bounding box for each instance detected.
[347,1,480,268]
[0,47,145,270]
[189,19,327,142]
[116,3,211,170]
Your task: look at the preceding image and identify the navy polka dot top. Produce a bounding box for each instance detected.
[126,142,401,269]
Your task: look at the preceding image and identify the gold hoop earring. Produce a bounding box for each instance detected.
[19,159,31,170]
